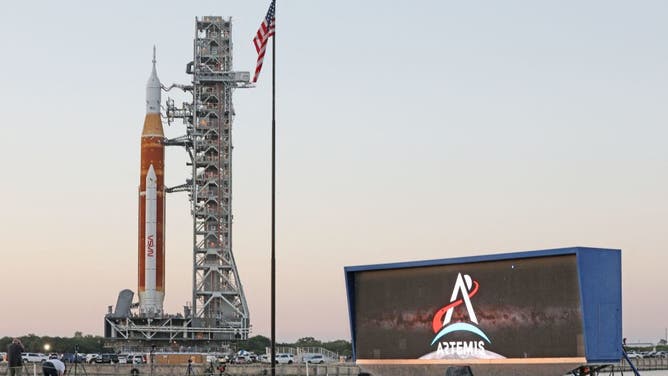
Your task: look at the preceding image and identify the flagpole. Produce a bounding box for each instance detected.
[270,3,277,376]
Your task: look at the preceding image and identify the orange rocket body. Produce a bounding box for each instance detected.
[138,54,165,315]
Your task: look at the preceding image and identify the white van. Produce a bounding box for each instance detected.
[275,353,294,364]
[305,354,327,364]
[22,353,48,363]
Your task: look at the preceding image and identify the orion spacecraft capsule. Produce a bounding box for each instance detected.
[138,48,165,315]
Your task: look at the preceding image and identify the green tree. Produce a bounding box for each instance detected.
[0,337,11,352]
[21,334,43,352]
[322,339,352,357]
[0,333,351,357]
[237,335,271,354]
[295,337,321,348]
[0,334,106,353]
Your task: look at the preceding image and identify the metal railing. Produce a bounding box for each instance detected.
[613,356,668,372]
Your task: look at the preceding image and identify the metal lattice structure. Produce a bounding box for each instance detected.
[187,16,250,338]
[104,16,251,345]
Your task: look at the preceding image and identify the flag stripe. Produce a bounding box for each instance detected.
[252,0,276,83]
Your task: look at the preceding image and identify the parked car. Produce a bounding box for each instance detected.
[23,353,49,363]
[626,351,643,359]
[259,354,270,363]
[86,354,100,363]
[234,355,249,364]
[94,354,119,364]
[127,354,145,364]
[61,353,86,363]
[305,354,327,364]
[275,353,294,364]
[234,350,255,363]
[645,351,658,358]
[655,351,668,358]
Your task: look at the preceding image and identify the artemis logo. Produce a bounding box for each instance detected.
[430,273,491,347]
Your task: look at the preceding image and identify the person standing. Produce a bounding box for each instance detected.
[7,338,25,376]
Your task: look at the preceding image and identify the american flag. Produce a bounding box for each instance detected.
[252,0,276,83]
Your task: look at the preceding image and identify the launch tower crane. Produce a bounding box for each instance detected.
[167,16,252,340]
[184,16,251,339]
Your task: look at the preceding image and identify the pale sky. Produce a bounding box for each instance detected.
[0,1,666,344]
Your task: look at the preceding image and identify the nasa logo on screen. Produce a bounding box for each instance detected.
[430,272,491,356]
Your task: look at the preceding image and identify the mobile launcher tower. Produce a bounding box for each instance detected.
[104,16,252,346]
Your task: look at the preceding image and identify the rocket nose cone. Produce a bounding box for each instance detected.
[147,65,161,88]
[146,47,161,114]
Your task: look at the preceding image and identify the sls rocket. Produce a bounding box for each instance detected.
[138,48,165,315]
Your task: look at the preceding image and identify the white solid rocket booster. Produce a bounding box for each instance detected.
[143,164,158,311]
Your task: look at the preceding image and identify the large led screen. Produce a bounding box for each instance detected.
[353,255,584,360]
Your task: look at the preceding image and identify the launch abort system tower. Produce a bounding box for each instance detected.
[104,16,250,344]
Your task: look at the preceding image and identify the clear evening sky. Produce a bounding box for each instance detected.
[0,1,666,343]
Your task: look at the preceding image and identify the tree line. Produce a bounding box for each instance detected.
[240,336,352,357]
[0,332,104,354]
[1,333,352,357]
